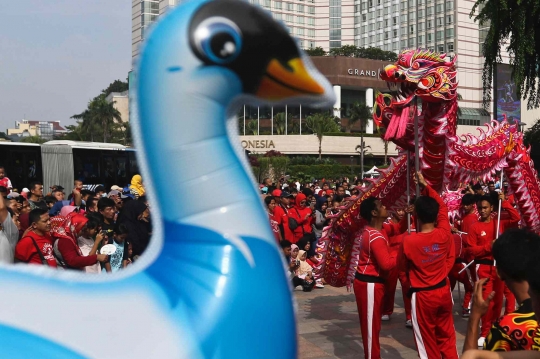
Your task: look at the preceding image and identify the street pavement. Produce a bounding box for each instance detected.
[295,283,468,358]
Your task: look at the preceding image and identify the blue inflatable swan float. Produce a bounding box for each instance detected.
[0,0,334,357]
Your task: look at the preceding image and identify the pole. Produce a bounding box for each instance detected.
[271,107,274,135]
[285,105,288,135]
[407,151,411,234]
[360,140,364,180]
[414,96,420,198]
[257,106,260,135]
[496,171,504,240]
[243,105,246,136]
[300,104,302,135]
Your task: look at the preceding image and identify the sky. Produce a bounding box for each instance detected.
[0,0,132,132]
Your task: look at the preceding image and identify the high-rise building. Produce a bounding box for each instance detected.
[132,0,163,59]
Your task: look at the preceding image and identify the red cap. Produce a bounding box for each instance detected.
[272,189,282,197]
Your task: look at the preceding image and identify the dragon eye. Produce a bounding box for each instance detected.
[193,17,242,64]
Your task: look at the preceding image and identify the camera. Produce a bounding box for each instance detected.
[295,260,300,266]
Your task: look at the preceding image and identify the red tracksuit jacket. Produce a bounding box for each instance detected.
[400,185,455,288]
[357,220,405,278]
[466,200,519,260]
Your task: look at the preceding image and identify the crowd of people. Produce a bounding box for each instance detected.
[264,173,540,358]
[2,159,540,357]
[0,168,152,273]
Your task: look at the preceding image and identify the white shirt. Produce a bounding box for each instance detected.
[77,236,101,274]
[0,213,18,263]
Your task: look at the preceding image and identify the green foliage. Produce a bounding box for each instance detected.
[347,101,372,133]
[328,46,398,61]
[524,118,540,146]
[20,136,47,144]
[289,156,338,165]
[288,164,371,179]
[101,79,129,97]
[247,119,258,135]
[273,112,289,135]
[305,113,342,159]
[471,0,540,109]
[256,156,290,183]
[0,132,9,140]
[322,132,381,137]
[304,47,327,56]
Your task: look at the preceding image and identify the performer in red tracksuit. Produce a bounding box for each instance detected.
[355,196,405,359]
[400,172,458,359]
[449,193,478,317]
[464,192,520,346]
[382,207,414,326]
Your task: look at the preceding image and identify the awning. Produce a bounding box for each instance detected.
[458,107,491,125]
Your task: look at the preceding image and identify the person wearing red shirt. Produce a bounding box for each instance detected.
[355,196,404,359]
[51,213,108,270]
[381,208,413,327]
[264,196,282,243]
[464,192,520,347]
[277,191,294,242]
[399,172,458,359]
[15,208,57,267]
[450,193,478,317]
[288,193,313,243]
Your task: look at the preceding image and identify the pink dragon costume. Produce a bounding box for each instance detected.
[315,49,540,288]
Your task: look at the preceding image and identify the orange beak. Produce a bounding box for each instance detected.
[256,58,325,100]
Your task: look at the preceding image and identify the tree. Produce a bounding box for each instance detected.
[305,113,341,159]
[101,79,129,97]
[273,112,287,135]
[20,136,47,144]
[327,45,398,61]
[347,101,372,133]
[247,119,258,135]
[471,0,540,109]
[377,126,389,166]
[524,118,540,146]
[305,47,326,56]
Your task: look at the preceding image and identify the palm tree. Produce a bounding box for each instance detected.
[348,102,372,175]
[273,112,287,135]
[91,96,123,143]
[247,119,258,135]
[377,126,389,166]
[305,112,341,159]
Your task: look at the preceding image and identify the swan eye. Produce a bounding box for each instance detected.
[193,17,242,64]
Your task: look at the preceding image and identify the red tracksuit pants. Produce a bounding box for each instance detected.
[476,264,504,337]
[411,284,458,359]
[449,262,476,310]
[382,267,411,320]
[354,279,385,359]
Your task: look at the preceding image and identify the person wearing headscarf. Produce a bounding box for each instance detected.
[129,175,145,199]
[116,200,150,257]
[288,193,313,243]
[312,196,329,239]
[51,213,107,270]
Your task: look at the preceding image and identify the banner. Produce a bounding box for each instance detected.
[495,64,521,123]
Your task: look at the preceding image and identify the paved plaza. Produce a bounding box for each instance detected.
[296,284,468,358]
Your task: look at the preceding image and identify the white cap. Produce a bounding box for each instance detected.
[22,188,29,193]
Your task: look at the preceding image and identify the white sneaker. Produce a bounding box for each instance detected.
[405,319,412,328]
[478,337,485,348]
[381,315,390,321]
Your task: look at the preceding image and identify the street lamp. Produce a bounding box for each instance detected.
[355,142,371,179]
[349,155,354,175]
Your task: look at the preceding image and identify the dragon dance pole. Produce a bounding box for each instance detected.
[496,171,504,240]
[414,96,420,198]
[407,151,411,234]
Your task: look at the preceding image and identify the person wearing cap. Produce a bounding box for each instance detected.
[108,190,127,213]
[110,185,123,192]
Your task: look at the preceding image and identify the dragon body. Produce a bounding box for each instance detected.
[316,49,540,287]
